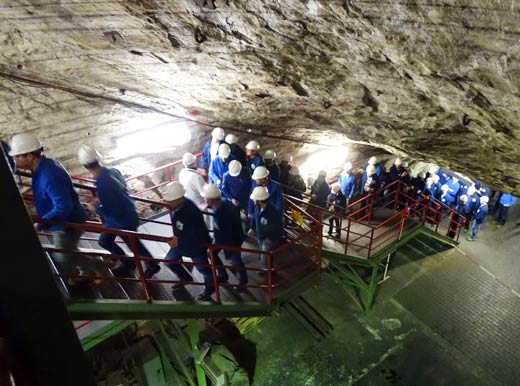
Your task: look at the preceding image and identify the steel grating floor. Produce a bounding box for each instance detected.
[395,251,520,386]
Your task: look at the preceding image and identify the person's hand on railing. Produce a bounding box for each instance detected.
[247,228,256,237]
[167,236,179,248]
[231,198,239,206]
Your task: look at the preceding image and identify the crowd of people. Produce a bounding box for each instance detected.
[2,129,517,300]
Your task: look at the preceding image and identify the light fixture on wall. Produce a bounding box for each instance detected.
[299,146,348,180]
[115,116,192,157]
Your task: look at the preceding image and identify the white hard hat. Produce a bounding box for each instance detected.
[250,186,269,201]
[467,186,476,195]
[228,160,242,177]
[394,158,402,165]
[218,143,231,159]
[245,140,260,151]
[211,127,225,140]
[441,184,449,192]
[9,133,42,156]
[252,166,269,180]
[432,174,440,183]
[182,152,196,167]
[429,165,439,175]
[418,172,426,179]
[264,149,276,160]
[459,195,468,202]
[78,144,101,165]
[288,166,300,176]
[344,162,352,171]
[368,156,377,165]
[202,184,221,199]
[332,183,341,194]
[225,133,238,144]
[480,195,489,204]
[425,177,433,188]
[281,154,293,162]
[318,170,327,177]
[366,165,376,175]
[163,181,185,201]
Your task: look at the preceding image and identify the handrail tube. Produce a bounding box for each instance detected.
[208,248,221,303]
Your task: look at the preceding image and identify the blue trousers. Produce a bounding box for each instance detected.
[496,205,510,224]
[165,248,228,291]
[215,248,248,285]
[472,221,482,238]
[98,232,158,270]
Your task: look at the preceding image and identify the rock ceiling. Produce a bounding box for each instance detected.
[1,0,520,191]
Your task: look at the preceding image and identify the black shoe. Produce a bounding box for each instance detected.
[197,290,213,301]
[171,283,185,291]
[144,265,161,279]
[334,233,341,239]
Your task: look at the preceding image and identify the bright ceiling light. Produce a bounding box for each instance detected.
[115,116,191,157]
[299,147,348,180]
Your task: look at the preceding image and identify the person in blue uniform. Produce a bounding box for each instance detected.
[338,162,356,206]
[1,139,15,171]
[286,166,306,199]
[263,149,280,182]
[438,169,451,185]
[430,174,442,199]
[327,183,346,238]
[248,186,284,273]
[467,196,489,241]
[245,140,265,172]
[78,145,160,278]
[209,143,236,187]
[359,164,380,218]
[445,177,461,207]
[247,166,283,216]
[310,170,330,209]
[221,160,251,213]
[364,156,382,177]
[447,194,468,239]
[496,193,517,225]
[162,181,228,301]
[278,154,293,193]
[475,182,492,198]
[225,133,247,166]
[10,133,99,285]
[389,158,411,207]
[199,127,225,174]
[439,184,454,207]
[463,185,480,232]
[203,184,248,288]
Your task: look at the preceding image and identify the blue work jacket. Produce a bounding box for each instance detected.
[209,154,236,186]
[95,167,139,230]
[474,204,489,224]
[200,139,224,170]
[212,201,245,246]
[170,198,210,255]
[32,156,86,231]
[338,171,356,198]
[221,168,251,211]
[248,179,284,215]
[248,154,265,171]
[251,202,284,243]
[445,179,460,203]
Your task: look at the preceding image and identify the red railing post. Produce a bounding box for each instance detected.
[208,247,221,303]
[165,166,173,183]
[398,210,406,241]
[456,219,464,242]
[344,219,351,256]
[435,205,441,233]
[129,236,152,303]
[267,252,274,303]
[368,194,374,225]
[368,228,375,258]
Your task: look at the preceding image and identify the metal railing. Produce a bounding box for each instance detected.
[284,180,465,259]
[32,195,322,306]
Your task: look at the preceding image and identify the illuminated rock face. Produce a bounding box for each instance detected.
[1,1,520,191]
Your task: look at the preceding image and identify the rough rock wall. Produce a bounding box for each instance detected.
[1,1,519,191]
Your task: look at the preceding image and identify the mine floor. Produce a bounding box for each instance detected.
[249,205,520,386]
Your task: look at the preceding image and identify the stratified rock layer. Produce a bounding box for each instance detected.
[1,1,519,190]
